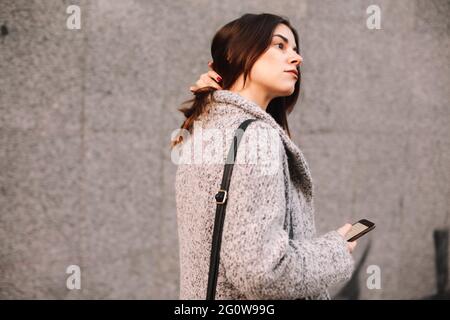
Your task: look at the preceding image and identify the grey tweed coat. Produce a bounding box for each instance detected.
[175,89,354,300]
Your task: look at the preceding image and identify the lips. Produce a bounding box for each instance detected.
[285,70,298,78]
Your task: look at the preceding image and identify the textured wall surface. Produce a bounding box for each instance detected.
[0,0,448,299]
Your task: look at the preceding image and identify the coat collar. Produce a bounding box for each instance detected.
[211,90,314,201]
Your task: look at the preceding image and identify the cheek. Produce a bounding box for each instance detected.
[250,50,297,94]
[251,54,282,81]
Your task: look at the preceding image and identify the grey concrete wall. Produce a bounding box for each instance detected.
[0,0,448,299]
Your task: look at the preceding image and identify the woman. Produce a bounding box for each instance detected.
[172,13,357,300]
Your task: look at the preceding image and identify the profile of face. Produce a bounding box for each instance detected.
[248,23,302,99]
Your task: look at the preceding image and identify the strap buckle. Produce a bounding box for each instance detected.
[215,189,227,204]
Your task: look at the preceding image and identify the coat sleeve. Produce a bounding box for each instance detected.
[220,121,355,299]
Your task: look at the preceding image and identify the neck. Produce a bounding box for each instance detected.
[228,78,273,111]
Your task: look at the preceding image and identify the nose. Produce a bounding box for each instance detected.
[289,51,303,66]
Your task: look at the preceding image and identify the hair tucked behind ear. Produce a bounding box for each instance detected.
[170,13,301,149]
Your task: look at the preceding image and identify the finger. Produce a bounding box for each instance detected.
[209,78,223,90]
[342,223,353,235]
[337,223,352,237]
[210,82,222,90]
[200,74,222,89]
[348,245,353,254]
[200,73,211,82]
[198,80,221,90]
[348,241,357,252]
[191,78,221,92]
[207,70,222,83]
[201,71,221,84]
[196,77,207,87]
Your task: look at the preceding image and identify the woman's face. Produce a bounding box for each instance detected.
[249,24,302,98]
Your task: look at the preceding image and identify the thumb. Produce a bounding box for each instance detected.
[338,223,353,237]
[343,223,353,234]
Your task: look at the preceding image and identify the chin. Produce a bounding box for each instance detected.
[267,84,295,98]
[277,87,295,97]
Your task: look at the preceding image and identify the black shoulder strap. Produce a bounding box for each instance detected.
[206,118,257,300]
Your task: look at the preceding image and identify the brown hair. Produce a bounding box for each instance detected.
[171,13,301,149]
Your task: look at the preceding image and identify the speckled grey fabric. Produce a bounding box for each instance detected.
[175,90,355,300]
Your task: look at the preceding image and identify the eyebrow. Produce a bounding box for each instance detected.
[273,34,298,51]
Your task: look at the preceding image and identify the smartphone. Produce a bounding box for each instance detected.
[345,219,375,242]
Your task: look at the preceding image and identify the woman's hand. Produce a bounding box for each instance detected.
[189,61,223,93]
[337,223,358,254]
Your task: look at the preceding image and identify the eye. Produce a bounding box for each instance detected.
[276,43,284,49]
